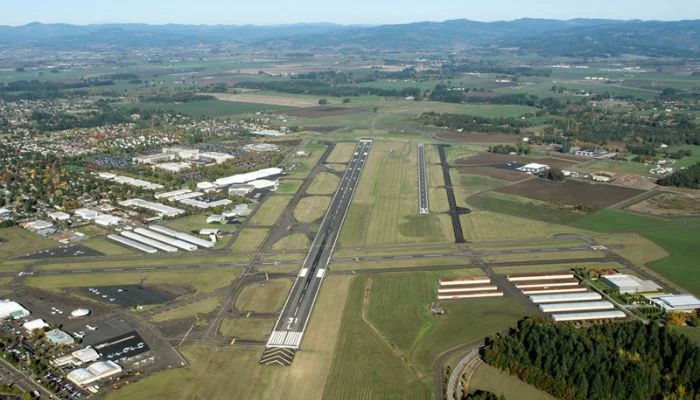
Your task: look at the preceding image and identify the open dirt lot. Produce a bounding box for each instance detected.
[496,179,646,209]
[627,191,700,217]
[212,93,317,107]
[284,106,368,118]
[455,153,579,170]
[437,132,519,143]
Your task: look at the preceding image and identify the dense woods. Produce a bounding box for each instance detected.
[657,163,700,189]
[482,318,700,400]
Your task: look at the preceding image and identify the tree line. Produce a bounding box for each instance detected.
[418,112,531,134]
[482,318,700,400]
[657,162,700,189]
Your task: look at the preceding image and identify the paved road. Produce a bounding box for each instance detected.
[267,139,372,349]
[417,143,429,214]
[437,144,466,243]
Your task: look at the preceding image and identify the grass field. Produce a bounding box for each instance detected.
[467,191,587,226]
[249,195,293,226]
[573,209,700,232]
[366,272,525,377]
[453,173,509,202]
[276,179,303,194]
[330,255,473,272]
[26,269,239,294]
[306,171,341,195]
[235,278,293,313]
[151,297,222,323]
[108,276,353,400]
[285,142,328,179]
[327,142,358,163]
[0,227,57,259]
[165,214,238,233]
[231,228,269,253]
[294,196,331,223]
[271,234,310,251]
[677,326,700,347]
[36,253,251,271]
[469,363,555,400]
[340,141,453,246]
[218,317,275,339]
[642,227,700,296]
[460,210,589,242]
[81,238,135,256]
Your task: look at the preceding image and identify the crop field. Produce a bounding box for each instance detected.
[294,196,331,223]
[271,234,310,251]
[235,278,293,313]
[572,209,700,232]
[218,317,275,339]
[453,172,509,202]
[456,165,527,181]
[231,228,270,253]
[306,171,341,195]
[0,227,58,259]
[340,141,454,246]
[120,99,292,117]
[26,269,239,295]
[212,92,318,107]
[467,191,588,226]
[469,363,555,400]
[249,195,293,226]
[326,142,359,163]
[643,227,700,296]
[151,297,223,323]
[285,106,368,118]
[496,179,645,209]
[460,209,590,242]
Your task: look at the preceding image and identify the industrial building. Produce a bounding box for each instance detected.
[163,146,200,159]
[436,277,502,300]
[67,361,122,387]
[155,189,192,199]
[196,152,235,164]
[52,348,100,367]
[529,292,602,304]
[439,277,491,286]
[539,301,615,313]
[438,291,504,300]
[105,175,164,191]
[507,272,574,282]
[46,329,76,346]
[649,294,700,313]
[0,300,30,319]
[121,231,179,253]
[108,234,157,254]
[48,211,71,221]
[515,280,580,289]
[178,198,232,209]
[438,285,499,293]
[119,199,185,217]
[214,167,284,187]
[149,225,215,248]
[132,153,175,165]
[521,287,588,295]
[551,310,626,322]
[154,162,191,173]
[22,319,49,332]
[600,274,662,294]
[133,228,198,251]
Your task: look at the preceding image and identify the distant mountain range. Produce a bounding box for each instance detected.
[1,19,699,57]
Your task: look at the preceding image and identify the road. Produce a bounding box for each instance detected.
[417,143,429,214]
[267,139,372,349]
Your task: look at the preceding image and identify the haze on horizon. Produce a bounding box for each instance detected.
[1,0,699,26]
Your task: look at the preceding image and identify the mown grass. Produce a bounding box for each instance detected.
[573,209,700,232]
[151,297,222,323]
[231,228,269,253]
[218,317,275,339]
[272,234,310,251]
[0,227,57,259]
[642,227,700,296]
[294,196,330,223]
[249,195,293,226]
[469,363,555,400]
[235,279,293,313]
[306,172,340,195]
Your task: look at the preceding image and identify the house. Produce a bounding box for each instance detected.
[516,163,549,174]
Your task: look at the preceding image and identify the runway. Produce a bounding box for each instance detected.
[417,143,429,214]
[266,139,372,349]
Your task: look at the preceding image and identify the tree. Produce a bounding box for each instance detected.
[542,168,565,182]
[318,98,328,105]
[342,98,351,104]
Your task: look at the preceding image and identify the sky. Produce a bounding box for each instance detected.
[1,0,698,26]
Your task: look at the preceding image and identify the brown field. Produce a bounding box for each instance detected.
[496,179,646,209]
[437,132,519,143]
[456,166,527,181]
[454,153,578,170]
[627,191,700,217]
[284,106,368,118]
[212,93,316,107]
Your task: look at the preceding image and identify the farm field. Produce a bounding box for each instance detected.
[218,317,275,339]
[642,227,700,296]
[151,297,222,323]
[213,92,319,107]
[230,228,270,252]
[26,269,239,294]
[573,209,700,232]
[272,234,310,251]
[249,195,293,226]
[453,172,509,202]
[469,363,555,400]
[456,165,527,181]
[496,179,645,209]
[294,196,331,223]
[340,140,453,246]
[437,132,519,143]
[235,278,293,313]
[120,99,292,117]
[306,171,341,195]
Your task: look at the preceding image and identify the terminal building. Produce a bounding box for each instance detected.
[600,274,661,294]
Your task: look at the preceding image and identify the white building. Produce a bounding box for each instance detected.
[48,211,71,222]
[0,300,30,319]
[529,292,602,304]
[155,162,191,173]
[163,146,199,159]
[539,301,615,313]
[214,167,284,187]
[196,152,235,164]
[649,294,700,313]
[119,199,185,218]
[132,153,175,165]
[94,215,123,227]
[155,189,192,200]
[23,319,49,332]
[551,310,626,322]
[24,220,54,231]
[517,163,550,174]
[207,215,226,224]
[601,274,661,294]
[67,361,122,387]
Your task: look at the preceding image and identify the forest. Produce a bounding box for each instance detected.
[657,162,700,189]
[482,318,700,400]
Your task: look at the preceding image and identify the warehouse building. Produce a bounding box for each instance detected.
[539,301,615,313]
[515,280,580,289]
[600,274,662,294]
[438,285,499,293]
[149,225,215,248]
[154,162,191,173]
[108,234,157,254]
[649,294,700,313]
[155,189,192,200]
[508,272,574,282]
[529,292,602,304]
[0,300,30,319]
[196,152,235,164]
[67,360,122,387]
[23,319,49,332]
[439,277,491,286]
[214,167,284,187]
[516,163,550,174]
[132,153,175,165]
[438,291,504,300]
[119,199,185,217]
[121,231,179,253]
[48,211,71,222]
[133,228,197,251]
[521,287,588,295]
[52,348,100,367]
[46,329,75,346]
[551,310,626,322]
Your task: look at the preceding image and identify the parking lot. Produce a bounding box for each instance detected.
[83,284,180,307]
[20,244,103,259]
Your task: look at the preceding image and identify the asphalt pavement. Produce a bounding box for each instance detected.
[417,143,429,214]
[266,139,373,349]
